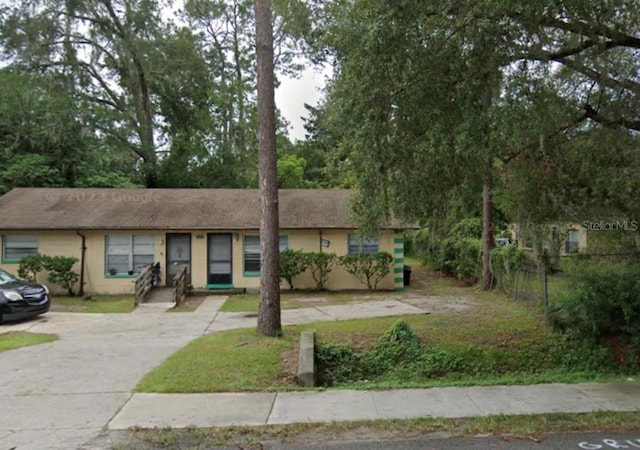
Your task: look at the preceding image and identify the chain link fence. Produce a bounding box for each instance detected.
[494,251,640,309]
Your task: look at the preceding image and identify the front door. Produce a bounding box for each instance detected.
[166,233,191,286]
[208,233,232,286]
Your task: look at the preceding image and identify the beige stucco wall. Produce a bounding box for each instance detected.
[1,229,406,295]
[1,231,83,294]
[272,229,402,291]
[514,223,588,255]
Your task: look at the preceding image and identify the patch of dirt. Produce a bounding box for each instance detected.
[402,294,480,314]
[176,295,205,310]
[347,333,379,352]
[421,267,477,287]
[279,347,300,386]
[49,304,87,313]
[296,296,328,303]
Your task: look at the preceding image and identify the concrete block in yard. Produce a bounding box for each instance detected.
[297,331,315,387]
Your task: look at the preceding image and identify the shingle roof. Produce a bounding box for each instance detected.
[0,188,411,230]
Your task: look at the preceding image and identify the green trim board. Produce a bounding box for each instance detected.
[243,272,261,278]
[206,284,235,289]
[394,257,404,264]
[394,267,404,273]
[394,277,404,283]
[393,248,404,254]
[394,237,404,244]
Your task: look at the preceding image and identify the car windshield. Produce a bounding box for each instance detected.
[0,269,18,285]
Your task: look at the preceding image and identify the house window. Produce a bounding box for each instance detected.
[565,230,579,253]
[105,235,154,276]
[2,235,38,262]
[243,235,289,273]
[348,234,379,254]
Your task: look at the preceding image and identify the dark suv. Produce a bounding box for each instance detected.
[0,269,50,324]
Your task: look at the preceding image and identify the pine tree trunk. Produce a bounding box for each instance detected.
[254,0,281,336]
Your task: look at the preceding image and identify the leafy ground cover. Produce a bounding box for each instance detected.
[51,295,135,313]
[0,331,58,353]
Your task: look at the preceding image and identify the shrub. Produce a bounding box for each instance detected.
[279,249,310,289]
[18,254,50,282]
[339,252,393,290]
[441,237,482,281]
[547,261,640,350]
[45,256,80,296]
[307,252,337,290]
[491,245,526,293]
[414,348,470,377]
[360,320,422,374]
[432,218,483,281]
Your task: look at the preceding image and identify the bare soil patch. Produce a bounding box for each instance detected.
[401,293,479,313]
[170,295,205,312]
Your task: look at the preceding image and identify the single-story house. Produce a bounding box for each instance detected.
[0,188,414,295]
[512,222,588,255]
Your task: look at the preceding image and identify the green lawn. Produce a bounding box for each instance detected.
[137,269,622,393]
[499,272,570,304]
[52,295,136,313]
[0,331,58,353]
[136,327,294,392]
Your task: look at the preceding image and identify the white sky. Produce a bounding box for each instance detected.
[275,64,328,141]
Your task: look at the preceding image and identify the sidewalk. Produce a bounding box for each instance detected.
[108,382,640,430]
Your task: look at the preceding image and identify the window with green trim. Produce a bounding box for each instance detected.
[105,235,154,276]
[243,235,289,273]
[2,235,38,261]
[348,234,379,254]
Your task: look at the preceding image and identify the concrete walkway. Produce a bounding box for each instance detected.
[109,382,640,429]
[1,296,639,450]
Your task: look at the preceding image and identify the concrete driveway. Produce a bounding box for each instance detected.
[0,296,429,450]
[0,298,226,450]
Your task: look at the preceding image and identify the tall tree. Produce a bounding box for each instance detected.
[0,0,173,186]
[254,0,281,336]
[309,0,640,288]
[184,0,259,186]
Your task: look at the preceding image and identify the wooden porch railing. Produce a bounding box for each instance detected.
[134,264,154,306]
[173,266,188,306]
